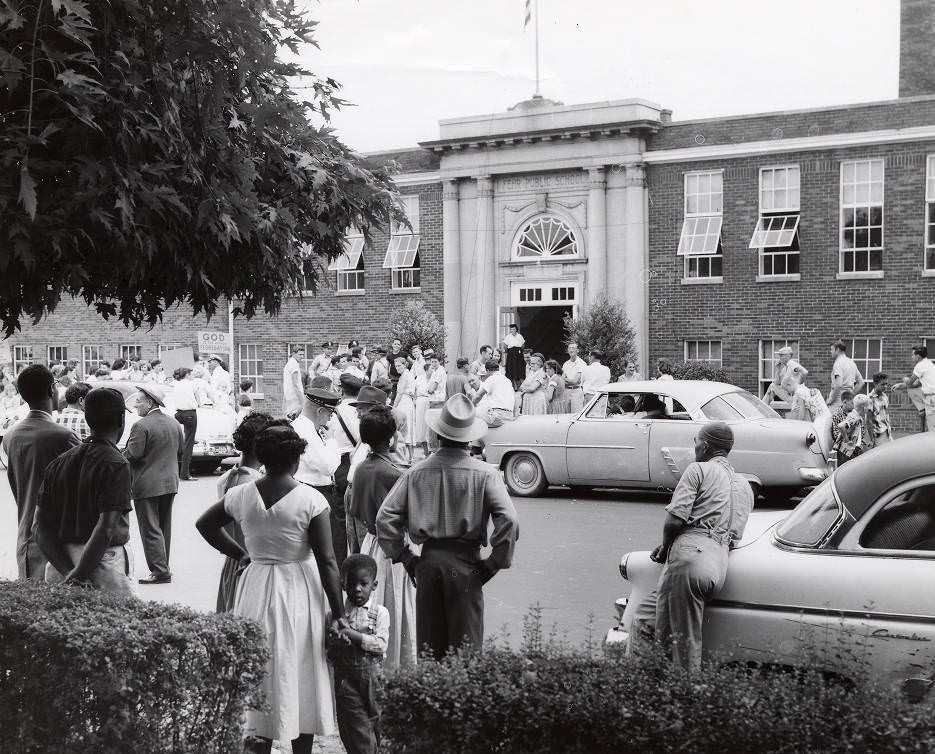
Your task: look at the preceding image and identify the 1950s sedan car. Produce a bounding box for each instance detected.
[607,432,935,699]
[484,380,831,502]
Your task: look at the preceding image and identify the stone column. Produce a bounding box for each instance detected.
[586,167,607,307]
[474,176,496,355]
[442,179,462,360]
[624,164,649,373]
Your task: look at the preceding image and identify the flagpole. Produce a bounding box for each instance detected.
[534,0,541,97]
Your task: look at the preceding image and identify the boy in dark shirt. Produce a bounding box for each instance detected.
[36,387,134,594]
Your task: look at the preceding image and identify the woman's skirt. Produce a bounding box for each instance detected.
[361,532,418,672]
[394,393,416,446]
[522,390,547,415]
[505,347,525,383]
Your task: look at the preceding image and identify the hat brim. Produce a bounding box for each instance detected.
[425,409,488,443]
[349,400,382,408]
[137,386,165,407]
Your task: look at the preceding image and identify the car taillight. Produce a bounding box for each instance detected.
[618,554,629,580]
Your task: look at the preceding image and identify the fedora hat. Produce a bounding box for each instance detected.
[350,385,388,408]
[310,375,333,390]
[137,384,166,407]
[426,393,488,443]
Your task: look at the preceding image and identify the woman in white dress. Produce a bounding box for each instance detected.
[197,424,344,754]
[392,356,416,462]
[519,353,548,415]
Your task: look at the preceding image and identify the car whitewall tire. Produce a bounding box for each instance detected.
[503,451,548,497]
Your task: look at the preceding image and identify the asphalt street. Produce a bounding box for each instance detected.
[0,470,783,648]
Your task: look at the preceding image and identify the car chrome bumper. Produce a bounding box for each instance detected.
[798,466,827,483]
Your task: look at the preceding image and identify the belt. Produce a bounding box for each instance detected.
[422,539,481,556]
[567,386,582,390]
[686,528,730,546]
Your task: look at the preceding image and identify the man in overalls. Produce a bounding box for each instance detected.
[651,421,754,672]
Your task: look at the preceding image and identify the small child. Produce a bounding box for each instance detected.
[329,554,389,754]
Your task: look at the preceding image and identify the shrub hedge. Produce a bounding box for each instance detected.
[670,360,730,383]
[0,580,268,753]
[382,643,935,753]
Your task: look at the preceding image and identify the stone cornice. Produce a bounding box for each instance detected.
[419,121,661,154]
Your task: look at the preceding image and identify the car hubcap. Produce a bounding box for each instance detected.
[512,457,538,488]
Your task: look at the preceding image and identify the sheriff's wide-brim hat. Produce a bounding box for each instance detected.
[137,384,166,407]
[426,393,488,443]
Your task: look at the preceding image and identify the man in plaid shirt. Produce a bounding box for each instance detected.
[55,383,92,442]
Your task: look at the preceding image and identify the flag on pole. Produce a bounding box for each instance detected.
[524,0,531,28]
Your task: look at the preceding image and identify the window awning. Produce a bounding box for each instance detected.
[677,216,722,255]
[328,236,365,271]
[382,234,421,268]
[749,214,800,249]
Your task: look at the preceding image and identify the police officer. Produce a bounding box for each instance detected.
[651,421,754,672]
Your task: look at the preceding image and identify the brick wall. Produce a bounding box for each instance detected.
[647,97,935,151]
[900,0,935,98]
[4,181,445,414]
[647,141,935,431]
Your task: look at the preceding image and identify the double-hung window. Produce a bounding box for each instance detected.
[384,195,421,290]
[48,345,68,364]
[13,345,33,375]
[757,339,799,399]
[329,233,365,292]
[678,171,723,280]
[684,340,722,368]
[751,166,800,277]
[845,338,882,393]
[925,156,935,273]
[119,344,142,362]
[840,159,884,274]
[238,344,263,392]
[82,345,104,377]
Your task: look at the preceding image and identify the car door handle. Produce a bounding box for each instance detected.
[635,423,651,432]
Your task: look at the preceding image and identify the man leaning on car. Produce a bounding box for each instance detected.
[649,421,754,672]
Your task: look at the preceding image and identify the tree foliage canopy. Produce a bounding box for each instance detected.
[563,294,636,379]
[0,0,402,335]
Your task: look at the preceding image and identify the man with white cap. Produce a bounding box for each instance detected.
[763,346,801,406]
[649,421,754,672]
[376,393,519,660]
[124,384,183,584]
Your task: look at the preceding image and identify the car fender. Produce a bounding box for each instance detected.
[486,415,572,484]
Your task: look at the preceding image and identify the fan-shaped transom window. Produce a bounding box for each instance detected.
[513,215,579,259]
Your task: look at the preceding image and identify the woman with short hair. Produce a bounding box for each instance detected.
[519,353,548,415]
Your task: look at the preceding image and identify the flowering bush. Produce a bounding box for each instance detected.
[389,301,446,360]
[0,580,267,753]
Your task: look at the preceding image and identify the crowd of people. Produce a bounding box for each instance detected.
[2,357,520,754]
[3,330,935,751]
[761,339,935,465]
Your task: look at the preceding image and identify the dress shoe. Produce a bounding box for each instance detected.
[139,572,172,585]
[180,476,196,481]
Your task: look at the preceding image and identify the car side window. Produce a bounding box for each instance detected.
[701,396,744,421]
[586,394,609,419]
[860,483,935,552]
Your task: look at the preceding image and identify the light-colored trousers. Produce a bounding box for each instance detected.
[655,530,729,673]
[45,543,135,596]
[566,386,584,413]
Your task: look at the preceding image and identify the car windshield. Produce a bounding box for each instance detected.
[775,477,842,547]
[720,390,780,419]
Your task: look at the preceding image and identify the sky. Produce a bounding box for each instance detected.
[296,0,900,153]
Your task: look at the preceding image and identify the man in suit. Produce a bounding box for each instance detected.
[3,365,81,579]
[125,384,183,584]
